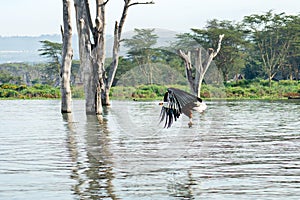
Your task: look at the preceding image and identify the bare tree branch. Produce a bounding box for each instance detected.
[100,0,109,6]
[178,50,195,93]
[128,1,154,7]
[213,34,224,57]
[203,34,224,76]
[84,0,94,32]
[60,25,64,39]
[104,0,155,97]
[178,34,224,97]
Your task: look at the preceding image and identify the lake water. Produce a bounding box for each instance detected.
[0,99,299,200]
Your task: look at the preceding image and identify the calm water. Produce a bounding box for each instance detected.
[0,99,299,200]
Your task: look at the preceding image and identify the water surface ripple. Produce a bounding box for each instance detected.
[0,100,299,199]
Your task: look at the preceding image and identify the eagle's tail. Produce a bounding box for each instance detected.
[193,101,207,113]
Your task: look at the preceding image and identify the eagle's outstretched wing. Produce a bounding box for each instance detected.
[159,88,204,128]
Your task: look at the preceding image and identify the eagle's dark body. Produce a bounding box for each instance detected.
[159,88,207,128]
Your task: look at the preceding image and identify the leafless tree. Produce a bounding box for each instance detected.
[178,34,224,97]
[74,0,154,115]
[61,0,73,113]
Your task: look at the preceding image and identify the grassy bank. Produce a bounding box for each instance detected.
[223,79,300,99]
[1,79,300,100]
[110,79,300,100]
[0,83,86,99]
[0,84,60,99]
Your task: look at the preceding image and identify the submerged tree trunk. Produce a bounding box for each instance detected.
[178,34,224,97]
[102,21,119,106]
[74,0,154,114]
[74,0,105,115]
[61,0,73,113]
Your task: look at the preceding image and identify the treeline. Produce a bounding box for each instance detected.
[1,80,299,99]
[0,61,81,86]
[0,83,85,99]
[0,83,60,99]
[116,11,300,85]
[1,10,300,99]
[111,79,300,100]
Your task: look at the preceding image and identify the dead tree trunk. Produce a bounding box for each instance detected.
[60,0,73,113]
[178,34,224,97]
[102,0,154,105]
[74,0,153,114]
[102,21,119,106]
[74,0,106,115]
[177,50,195,94]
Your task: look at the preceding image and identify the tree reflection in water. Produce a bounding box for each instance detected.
[63,112,117,200]
[167,171,197,199]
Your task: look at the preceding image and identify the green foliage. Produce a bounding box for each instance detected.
[259,79,270,87]
[170,11,300,82]
[0,89,18,98]
[71,85,85,99]
[0,71,15,83]
[118,79,288,100]
[0,69,24,84]
[124,28,158,50]
[0,62,56,86]
[227,87,244,97]
[200,84,226,98]
[225,79,251,87]
[1,83,18,90]
[222,79,300,99]
[39,40,62,86]
[0,83,60,99]
[111,85,167,100]
[110,86,136,99]
[111,85,171,100]
[116,63,186,86]
[243,11,300,83]
[109,79,300,100]
[123,28,159,66]
[243,60,265,79]
[1,11,300,102]
[175,19,248,81]
[110,57,136,86]
[279,80,299,86]
[39,40,62,61]
[133,85,167,99]
[32,84,51,90]
[172,33,199,50]
[1,79,299,100]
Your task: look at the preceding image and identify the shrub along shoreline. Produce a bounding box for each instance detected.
[1,79,300,100]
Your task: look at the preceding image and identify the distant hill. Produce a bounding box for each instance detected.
[0,35,78,63]
[116,28,178,56]
[0,29,178,64]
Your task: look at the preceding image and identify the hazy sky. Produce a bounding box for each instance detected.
[0,0,299,36]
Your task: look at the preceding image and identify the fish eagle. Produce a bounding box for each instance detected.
[159,88,207,128]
